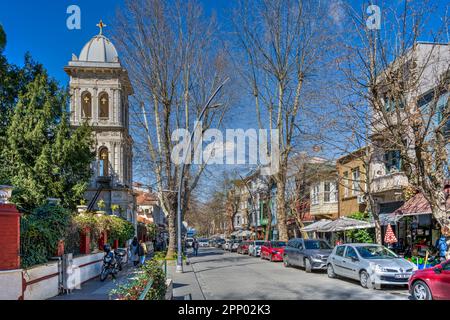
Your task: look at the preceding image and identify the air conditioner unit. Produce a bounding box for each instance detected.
[357,195,366,204]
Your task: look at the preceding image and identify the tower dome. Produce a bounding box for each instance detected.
[79,34,119,63]
[78,20,118,63]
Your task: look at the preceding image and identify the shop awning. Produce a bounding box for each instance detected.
[394,187,450,217]
[300,219,332,232]
[379,213,399,226]
[317,217,375,232]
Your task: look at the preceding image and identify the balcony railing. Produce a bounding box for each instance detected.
[371,172,408,194]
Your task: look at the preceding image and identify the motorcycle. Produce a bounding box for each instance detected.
[114,248,127,271]
[100,244,122,281]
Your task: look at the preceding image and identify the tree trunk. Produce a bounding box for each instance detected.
[276,179,288,241]
[431,194,450,235]
[166,197,177,259]
[265,199,272,241]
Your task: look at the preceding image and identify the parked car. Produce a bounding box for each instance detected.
[283,238,332,272]
[185,237,194,248]
[231,240,242,252]
[261,241,287,262]
[327,243,417,288]
[198,238,209,247]
[409,259,450,300]
[237,241,250,254]
[223,239,232,251]
[248,240,265,257]
[215,238,225,249]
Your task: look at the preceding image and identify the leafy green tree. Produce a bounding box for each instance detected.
[0,70,94,210]
[345,212,375,244]
[0,24,6,52]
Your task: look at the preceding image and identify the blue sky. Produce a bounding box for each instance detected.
[0,0,231,86]
[1,0,448,194]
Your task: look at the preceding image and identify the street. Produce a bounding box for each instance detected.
[188,247,411,300]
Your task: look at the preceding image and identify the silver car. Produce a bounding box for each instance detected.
[327,243,417,288]
[248,240,265,257]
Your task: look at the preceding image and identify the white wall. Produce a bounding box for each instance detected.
[0,252,104,300]
[0,269,22,300]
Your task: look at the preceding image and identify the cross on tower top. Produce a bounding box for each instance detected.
[96,20,107,35]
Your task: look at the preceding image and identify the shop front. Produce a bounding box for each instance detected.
[389,188,449,268]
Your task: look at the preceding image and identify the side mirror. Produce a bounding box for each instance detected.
[434,267,442,274]
[351,256,359,262]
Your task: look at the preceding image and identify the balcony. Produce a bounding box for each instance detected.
[371,172,408,194]
[96,175,112,187]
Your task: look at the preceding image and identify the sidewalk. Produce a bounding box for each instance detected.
[166,254,205,300]
[50,263,142,300]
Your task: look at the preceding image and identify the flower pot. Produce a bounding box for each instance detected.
[96,210,106,216]
[77,205,88,214]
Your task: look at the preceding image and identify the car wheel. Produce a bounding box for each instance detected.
[270,254,274,262]
[327,264,336,278]
[305,258,312,273]
[412,280,432,300]
[360,270,370,288]
[283,255,290,268]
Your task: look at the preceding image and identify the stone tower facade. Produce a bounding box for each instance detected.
[65,25,135,223]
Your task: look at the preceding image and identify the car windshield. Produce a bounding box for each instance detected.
[272,241,286,248]
[356,246,398,259]
[254,241,264,245]
[304,240,331,250]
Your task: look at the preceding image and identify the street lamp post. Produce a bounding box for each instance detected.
[176,79,229,273]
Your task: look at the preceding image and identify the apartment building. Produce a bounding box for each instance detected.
[336,147,368,217]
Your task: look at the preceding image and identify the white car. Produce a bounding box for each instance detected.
[327,243,417,288]
[223,239,231,251]
[248,240,265,257]
[198,239,209,247]
[185,238,194,248]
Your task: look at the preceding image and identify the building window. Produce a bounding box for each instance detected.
[99,92,109,119]
[99,147,109,177]
[81,91,92,118]
[352,169,361,196]
[384,150,401,173]
[343,171,349,198]
[311,184,320,205]
[324,182,337,203]
[383,95,405,112]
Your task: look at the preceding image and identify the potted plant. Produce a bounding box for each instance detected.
[111,204,120,216]
[96,199,106,215]
[77,198,88,214]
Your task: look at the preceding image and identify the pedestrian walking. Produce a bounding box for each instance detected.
[138,240,148,266]
[435,231,448,263]
[131,237,139,267]
[193,238,199,256]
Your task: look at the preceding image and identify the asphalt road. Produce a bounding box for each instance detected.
[189,247,411,300]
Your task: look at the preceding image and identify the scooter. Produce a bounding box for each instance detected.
[100,244,120,281]
[114,248,127,271]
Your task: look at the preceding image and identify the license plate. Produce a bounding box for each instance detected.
[395,274,409,279]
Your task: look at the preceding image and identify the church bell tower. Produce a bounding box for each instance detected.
[65,21,135,223]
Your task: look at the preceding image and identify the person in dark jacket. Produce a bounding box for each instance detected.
[193,239,199,256]
[131,237,139,266]
[435,234,448,262]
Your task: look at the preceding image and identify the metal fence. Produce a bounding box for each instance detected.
[138,259,167,300]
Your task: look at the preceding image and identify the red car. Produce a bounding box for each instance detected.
[409,259,450,300]
[261,241,286,262]
[237,241,250,254]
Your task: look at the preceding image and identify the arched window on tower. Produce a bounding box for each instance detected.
[99,147,109,177]
[99,92,109,119]
[81,91,92,118]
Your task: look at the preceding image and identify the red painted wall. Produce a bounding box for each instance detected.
[0,204,21,270]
